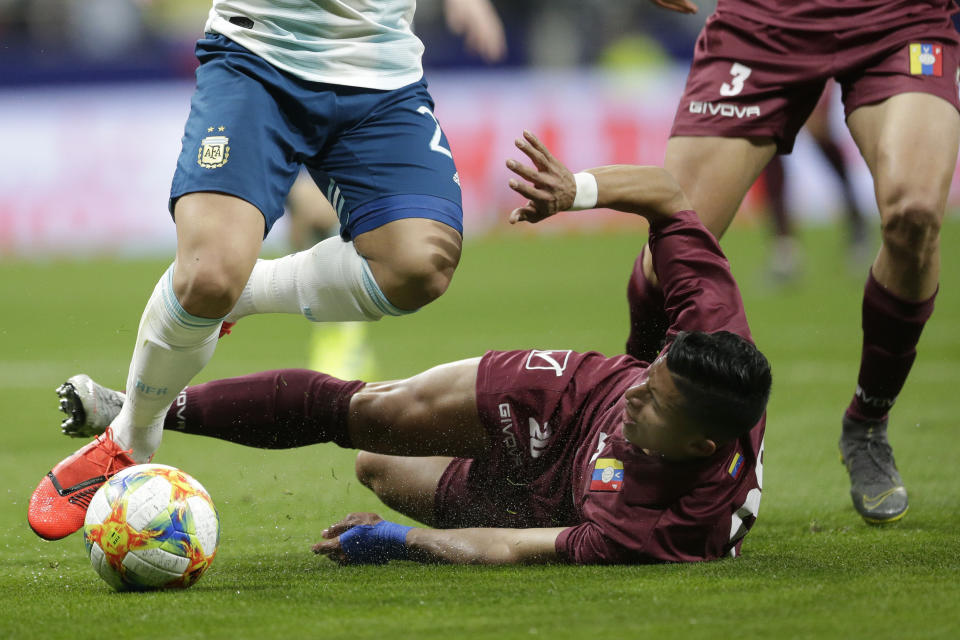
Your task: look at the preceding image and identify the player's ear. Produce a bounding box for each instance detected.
[688,438,716,458]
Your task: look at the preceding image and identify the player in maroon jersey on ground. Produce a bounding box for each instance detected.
[636,0,960,524]
[55,132,771,565]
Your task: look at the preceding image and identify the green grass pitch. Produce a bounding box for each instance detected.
[1,220,959,639]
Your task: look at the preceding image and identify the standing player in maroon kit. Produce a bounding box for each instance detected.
[56,132,771,565]
[634,0,960,524]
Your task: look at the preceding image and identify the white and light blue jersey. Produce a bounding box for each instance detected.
[205,0,424,89]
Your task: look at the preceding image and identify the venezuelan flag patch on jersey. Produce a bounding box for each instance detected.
[728,452,744,478]
[909,43,943,77]
[590,458,624,492]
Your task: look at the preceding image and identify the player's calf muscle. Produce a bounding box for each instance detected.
[348,363,484,457]
[347,382,440,454]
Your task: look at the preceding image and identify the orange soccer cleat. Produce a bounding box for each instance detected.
[28,428,137,540]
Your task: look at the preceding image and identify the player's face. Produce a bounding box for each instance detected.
[620,358,709,460]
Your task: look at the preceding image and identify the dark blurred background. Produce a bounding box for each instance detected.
[0,0,711,85]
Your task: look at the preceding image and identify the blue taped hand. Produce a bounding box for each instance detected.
[338,520,414,565]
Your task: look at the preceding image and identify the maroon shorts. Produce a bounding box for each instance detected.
[671,8,960,152]
[433,349,638,528]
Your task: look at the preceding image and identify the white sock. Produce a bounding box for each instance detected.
[110,265,222,462]
[225,236,409,323]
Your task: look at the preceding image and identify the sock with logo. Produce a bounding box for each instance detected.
[225,236,410,323]
[163,369,365,449]
[625,247,670,363]
[110,265,223,462]
[844,271,936,424]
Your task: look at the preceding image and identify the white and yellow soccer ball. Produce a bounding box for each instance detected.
[83,463,220,591]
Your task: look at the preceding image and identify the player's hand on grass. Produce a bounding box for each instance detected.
[313,513,413,565]
[648,0,698,15]
[313,512,383,563]
[506,130,577,224]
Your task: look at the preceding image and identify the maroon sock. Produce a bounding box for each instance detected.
[625,248,669,363]
[164,369,365,449]
[845,273,936,423]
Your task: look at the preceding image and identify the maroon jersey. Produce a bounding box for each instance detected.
[434,211,765,564]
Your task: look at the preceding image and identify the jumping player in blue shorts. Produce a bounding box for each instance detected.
[28,0,505,541]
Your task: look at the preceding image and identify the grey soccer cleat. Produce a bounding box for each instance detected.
[839,416,908,524]
[56,374,124,438]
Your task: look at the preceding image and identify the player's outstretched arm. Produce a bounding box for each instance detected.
[313,512,564,565]
[506,130,691,225]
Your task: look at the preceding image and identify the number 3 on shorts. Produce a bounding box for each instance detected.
[417,106,453,158]
[720,62,752,97]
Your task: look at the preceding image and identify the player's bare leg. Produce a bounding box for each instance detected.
[29,192,263,540]
[626,136,775,361]
[346,358,488,457]
[108,193,263,461]
[225,215,462,328]
[58,356,488,452]
[665,136,778,239]
[53,359,487,532]
[353,218,462,311]
[840,92,959,524]
[173,193,265,317]
[354,454,455,527]
[57,359,488,462]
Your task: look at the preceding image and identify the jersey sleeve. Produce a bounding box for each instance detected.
[554,499,742,565]
[554,521,637,565]
[647,210,752,345]
[556,480,759,564]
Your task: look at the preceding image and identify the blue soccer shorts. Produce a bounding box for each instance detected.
[169,33,463,239]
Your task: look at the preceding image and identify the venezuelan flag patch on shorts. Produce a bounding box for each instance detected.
[909,43,943,77]
[590,458,624,492]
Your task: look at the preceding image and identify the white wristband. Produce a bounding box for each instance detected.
[571,172,598,211]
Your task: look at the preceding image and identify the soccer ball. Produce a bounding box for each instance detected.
[83,463,220,591]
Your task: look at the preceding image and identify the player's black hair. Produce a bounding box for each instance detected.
[665,330,771,444]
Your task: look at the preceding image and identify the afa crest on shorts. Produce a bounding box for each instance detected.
[198,127,230,169]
